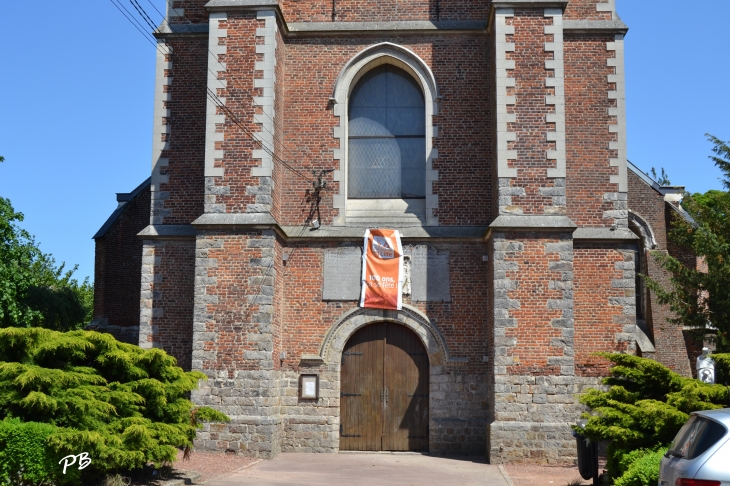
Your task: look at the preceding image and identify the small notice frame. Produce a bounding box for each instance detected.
[299,374,319,400]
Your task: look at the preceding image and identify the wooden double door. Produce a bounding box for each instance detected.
[340,323,429,451]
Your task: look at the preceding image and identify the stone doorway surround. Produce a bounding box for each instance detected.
[282,305,484,455]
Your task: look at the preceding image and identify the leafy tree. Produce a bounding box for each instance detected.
[650,166,672,186]
[646,135,730,351]
[0,189,93,330]
[0,327,229,482]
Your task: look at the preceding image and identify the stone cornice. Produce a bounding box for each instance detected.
[488,0,568,33]
[489,215,577,232]
[153,22,210,38]
[287,20,487,36]
[563,19,628,34]
[138,224,197,240]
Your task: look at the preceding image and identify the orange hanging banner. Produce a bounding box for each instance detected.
[360,228,404,310]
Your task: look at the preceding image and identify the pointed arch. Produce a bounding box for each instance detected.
[330,43,440,226]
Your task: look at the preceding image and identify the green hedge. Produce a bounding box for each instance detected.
[613,447,666,486]
[0,418,81,485]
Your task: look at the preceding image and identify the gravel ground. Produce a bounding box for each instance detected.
[172,450,259,484]
[169,451,604,486]
[502,464,590,486]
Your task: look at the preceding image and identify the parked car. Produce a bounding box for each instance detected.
[659,408,730,486]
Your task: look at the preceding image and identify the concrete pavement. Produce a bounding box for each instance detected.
[204,452,511,486]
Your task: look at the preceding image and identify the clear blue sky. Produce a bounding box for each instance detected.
[0,0,728,283]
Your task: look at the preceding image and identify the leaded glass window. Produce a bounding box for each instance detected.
[348,65,426,199]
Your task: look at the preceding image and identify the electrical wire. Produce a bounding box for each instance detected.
[110,0,315,184]
[157,0,296,158]
[131,0,158,31]
[109,0,158,44]
[206,89,312,182]
[143,0,166,20]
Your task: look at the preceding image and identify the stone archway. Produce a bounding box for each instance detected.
[314,305,454,453]
[319,305,450,366]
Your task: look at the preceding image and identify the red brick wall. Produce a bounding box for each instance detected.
[209,13,262,213]
[170,1,210,24]
[280,0,491,23]
[564,0,611,21]
[150,240,196,370]
[278,242,490,374]
[93,185,151,328]
[564,34,617,227]
[271,27,286,222]
[505,10,557,215]
[502,234,565,376]
[171,0,612,25]
[198,232,276,374]
[573,244,630,376]
[628,170,667,248]
[645,250,692,376]
[280,36,492,226]
[627,171,695,376]
[159,37,207,225]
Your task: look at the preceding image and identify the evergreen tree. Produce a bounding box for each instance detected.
[0,327,229,481]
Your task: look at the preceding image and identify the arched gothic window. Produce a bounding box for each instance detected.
[348,65,426,200]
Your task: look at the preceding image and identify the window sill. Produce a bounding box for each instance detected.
[345,198,427,226]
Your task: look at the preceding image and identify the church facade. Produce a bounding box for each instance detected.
[91,0,703,463]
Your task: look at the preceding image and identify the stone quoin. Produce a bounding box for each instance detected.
[91,0,707,463]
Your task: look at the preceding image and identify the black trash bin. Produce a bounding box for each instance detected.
[573,422,599,485]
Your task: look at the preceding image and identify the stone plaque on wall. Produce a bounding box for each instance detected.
[323,247,362,301]
[410,246,450,302]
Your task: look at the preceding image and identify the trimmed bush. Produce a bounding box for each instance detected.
[0,418,81,485]
[613,447,666,486]
[0,327,229,481]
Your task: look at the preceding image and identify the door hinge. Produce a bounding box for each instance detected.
[341,392,362,397]
[341,351,363,365]
[339,424,361,438]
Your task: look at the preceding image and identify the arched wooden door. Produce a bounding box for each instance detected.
[340,323,429,451]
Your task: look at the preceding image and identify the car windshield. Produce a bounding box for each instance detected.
[668,415,727,460]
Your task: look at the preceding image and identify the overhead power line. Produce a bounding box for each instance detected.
[157,0,296,159]
[108,0,315,184]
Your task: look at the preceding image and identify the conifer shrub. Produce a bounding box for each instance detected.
[577,353,730,483]
[0,327,229,482]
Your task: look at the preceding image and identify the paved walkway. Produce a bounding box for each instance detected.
[205,452,511,486]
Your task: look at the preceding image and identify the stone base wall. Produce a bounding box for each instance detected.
[489,375,603,464]
[277,362,489,455]
[193,355,490,456]
[86,318,139,344]
[192,370,283,457]
[280,366,339,453]
[430,368,489,455]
